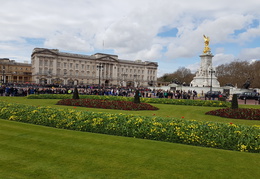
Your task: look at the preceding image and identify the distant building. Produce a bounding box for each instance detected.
[31,48,158,87]
[0,58,32,84]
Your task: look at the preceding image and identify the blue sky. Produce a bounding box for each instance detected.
[0,0,260,77]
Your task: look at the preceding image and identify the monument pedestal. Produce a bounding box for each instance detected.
[190,51,220,87]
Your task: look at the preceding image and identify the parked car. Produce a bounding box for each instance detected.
[205,91,221,99]
[238,92,259,100]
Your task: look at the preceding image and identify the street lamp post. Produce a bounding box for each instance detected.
[97,63,103,90]
[133,74,137,88]
[64,71,67,86]
[209,68,215,99]
[121,73,127,87]
[2,66,5,84]
[151,80,156,97]
[180,82,183,99]
[47,70,52,84]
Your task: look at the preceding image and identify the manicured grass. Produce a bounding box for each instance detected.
[1,96,260,126]
[0,119,260,179]
[1,96,260,178]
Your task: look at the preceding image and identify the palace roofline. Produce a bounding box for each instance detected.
[32,48,158,66]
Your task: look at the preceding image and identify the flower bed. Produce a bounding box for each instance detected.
[27,94,230,107]
[0,101,259,153]
[206,108,260,120]
[56,99,159,111]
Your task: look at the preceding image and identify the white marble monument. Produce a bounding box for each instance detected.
[190,35,220,87]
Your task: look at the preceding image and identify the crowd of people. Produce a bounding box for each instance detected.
[0,82,200,100]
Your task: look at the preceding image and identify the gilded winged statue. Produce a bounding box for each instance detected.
[203,35,211,53]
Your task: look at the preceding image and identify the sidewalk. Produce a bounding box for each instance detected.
[237,99,260,105]
[194,96,260,105]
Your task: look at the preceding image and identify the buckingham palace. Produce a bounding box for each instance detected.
[31,48,158,87]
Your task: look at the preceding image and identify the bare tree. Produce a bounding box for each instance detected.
[174,67,194,85]
[250,60,260,88]
[216,60,258,88]
[158,67,194,85]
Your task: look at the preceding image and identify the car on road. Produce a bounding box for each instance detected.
[205,91,226,99]
[238,92,259,100]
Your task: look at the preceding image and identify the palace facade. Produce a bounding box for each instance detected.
[0,58,32,84]
[31,48,158,87]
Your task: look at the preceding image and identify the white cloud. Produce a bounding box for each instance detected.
[238,47,260,61]
[0,0,260,76]
[136,44,163,60]
[44,32,94,52]
[98,0,182,56]
[213,53,236,66]
[237,27,260,44]
[164,14,256,60]
[186,62,200,74]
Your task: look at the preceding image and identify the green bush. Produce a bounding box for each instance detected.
[27,94,72,99]
[72,87,80,99]
[0,101,258,153]
[231,94,239,109]
[134,90,140,104]
[27,94,230,107]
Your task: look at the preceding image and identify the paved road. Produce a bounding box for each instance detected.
[237,99,260,105]
[195,97,260,105]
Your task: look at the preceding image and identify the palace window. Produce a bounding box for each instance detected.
[39,60,43,66]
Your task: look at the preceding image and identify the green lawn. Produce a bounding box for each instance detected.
[1,96,260,126]
[0,96,260,178]
[1,119,259,179]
